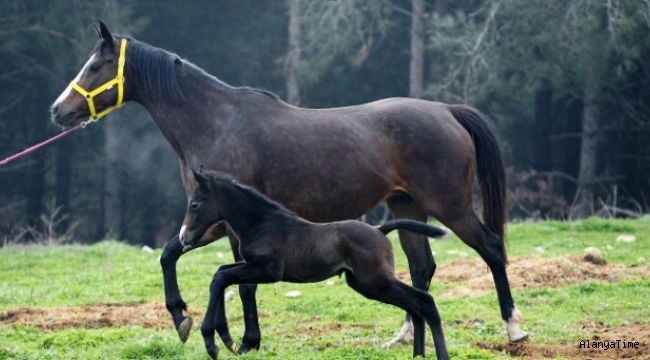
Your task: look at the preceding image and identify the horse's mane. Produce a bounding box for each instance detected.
[123,37,184,104]
[208,171,296,217]
[123,36,280,104]
[237,87,280,100]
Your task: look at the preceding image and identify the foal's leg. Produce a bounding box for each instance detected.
[161,231,221,343]
[201,261,280,360]
[224,226,261,354]
[383,194,436,348]
[345,274,448,360]
[440,210,527,342]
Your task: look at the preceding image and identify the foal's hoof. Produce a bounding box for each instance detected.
[226,341,238,354]
[207,348,218,360]
[236,340,260,355]
[177,316,193,343]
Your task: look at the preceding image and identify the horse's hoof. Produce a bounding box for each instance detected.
[508,331,529,343]
[177,316,193,343]
[227,341,237,354]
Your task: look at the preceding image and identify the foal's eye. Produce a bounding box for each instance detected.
[190,201,201,210]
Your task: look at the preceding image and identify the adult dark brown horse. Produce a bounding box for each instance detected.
[182,167,449,359]
[50,22,528,353]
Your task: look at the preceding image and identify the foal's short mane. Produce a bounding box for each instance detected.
[209,171,296,217]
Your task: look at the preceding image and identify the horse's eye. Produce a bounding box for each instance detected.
[89,63,101,72]
[190,201,201,210]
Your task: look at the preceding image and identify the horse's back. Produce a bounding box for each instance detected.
[196,96,478,222]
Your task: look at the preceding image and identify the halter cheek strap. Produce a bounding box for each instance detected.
[70,38,127,122]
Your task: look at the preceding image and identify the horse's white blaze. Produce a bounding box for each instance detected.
[53,54,97,106]
[504,306,528,342]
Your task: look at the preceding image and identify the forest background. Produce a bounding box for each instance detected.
[1,0,649,247]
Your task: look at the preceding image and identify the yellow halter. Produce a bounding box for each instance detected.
[70,38,127,122]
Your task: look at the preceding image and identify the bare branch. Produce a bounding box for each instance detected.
[0,26,78,45]
[462,0,502,101]
[380,0,411,17]
[0,92,25,114]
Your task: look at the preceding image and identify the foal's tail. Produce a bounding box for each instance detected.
[378,219,446,239]
[448,104,508,260]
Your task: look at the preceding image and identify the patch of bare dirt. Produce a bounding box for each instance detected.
[396,255,650,298]
[0,302,203,331]
[478,321,650,359]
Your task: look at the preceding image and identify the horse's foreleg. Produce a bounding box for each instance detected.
[161,235,193,343]
[161,224,224,343]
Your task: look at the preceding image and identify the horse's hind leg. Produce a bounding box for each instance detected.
[440,210,527,342]
[382,193,436,348]
[161,233,219,343]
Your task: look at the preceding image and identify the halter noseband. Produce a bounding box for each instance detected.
[70,38,127,122]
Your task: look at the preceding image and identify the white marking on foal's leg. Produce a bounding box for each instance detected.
[381,320,414,348]
[504,306,528,342]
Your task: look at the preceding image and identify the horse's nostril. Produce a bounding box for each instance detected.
[50,105,59,115]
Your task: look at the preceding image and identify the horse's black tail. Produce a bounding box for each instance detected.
[448,104,508,261]
[378,219,446,239]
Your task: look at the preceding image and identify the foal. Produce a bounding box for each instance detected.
[180,168,449,360]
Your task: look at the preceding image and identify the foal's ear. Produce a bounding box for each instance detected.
[96,21,115,47]
[192,168,211,190]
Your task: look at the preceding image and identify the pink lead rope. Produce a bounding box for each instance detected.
[0,123,84,167]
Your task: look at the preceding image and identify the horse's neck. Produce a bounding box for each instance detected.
[135,65,234,160]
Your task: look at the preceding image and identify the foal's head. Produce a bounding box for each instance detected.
[179,167,227,248]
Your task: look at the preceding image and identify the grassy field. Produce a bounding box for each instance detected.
[1,217,649,359]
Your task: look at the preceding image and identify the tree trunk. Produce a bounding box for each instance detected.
[286,0,301,106]
[24,94,48,233]
[54,135,73,234]
[409,0,425,98]
[534,80,552,172]
[575,72,601,218]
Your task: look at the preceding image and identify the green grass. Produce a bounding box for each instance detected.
[1,217,649,359]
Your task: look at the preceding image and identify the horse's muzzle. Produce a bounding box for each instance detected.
[50,106,80,128]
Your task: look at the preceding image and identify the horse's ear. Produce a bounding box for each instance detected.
[192,168,210,190]
[97,21,115,47]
